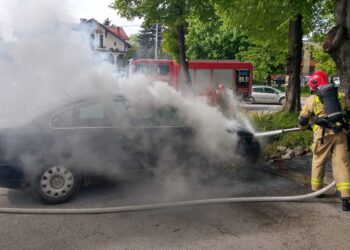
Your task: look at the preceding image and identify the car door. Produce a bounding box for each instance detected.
[263,87,279,103]
[50,98,139,176]
[130,106,194,166]
[252,87,265,103]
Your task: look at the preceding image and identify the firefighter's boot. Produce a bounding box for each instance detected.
[341,199,350,211]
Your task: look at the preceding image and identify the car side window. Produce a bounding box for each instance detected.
[253,87,264,93]
[264,88,276,94]
[131,106,184,126]
[77,101,105,127]
[51,108,74,128]
[104,99,130,126]
[153,107,184,126]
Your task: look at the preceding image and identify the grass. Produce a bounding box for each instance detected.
[249,111,313,156]
[300,86,310,97]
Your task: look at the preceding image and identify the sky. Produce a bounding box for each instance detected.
[0,0,143,38]
[66,0,143,35]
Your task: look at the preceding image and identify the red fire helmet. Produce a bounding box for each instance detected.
[307,71,329,90]
[218,83,225,90]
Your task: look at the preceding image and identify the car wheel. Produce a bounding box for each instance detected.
[35,165,81,204]
[247,96,255,104]
[279,97,285,105]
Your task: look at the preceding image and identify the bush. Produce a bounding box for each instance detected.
[249,111,300,131]
[301,86,310,97]
[249,111,313,156]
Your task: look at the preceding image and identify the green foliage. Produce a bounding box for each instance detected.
[237,44,287,81]
[125,34,139,61]
[185,17,249,60]
[215,0,289,49]
[110,0,215,82]
[276,131,312,149]
[249,111,299,131]
[312,44,337,76]
[250,111,313,155]
[110,0,214,27]
[311,0,336,42]
[136,23,163,59]
[161,27,179,61]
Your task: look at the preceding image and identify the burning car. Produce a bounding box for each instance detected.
[0,95,260,204]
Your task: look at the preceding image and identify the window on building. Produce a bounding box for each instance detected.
[99,34,104,48]
[89,34,95,49]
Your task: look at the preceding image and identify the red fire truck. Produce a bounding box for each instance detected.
[129,59,253,99]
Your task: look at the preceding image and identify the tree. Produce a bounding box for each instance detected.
[312,44,337,76]
[110,0,214,89]
[185,17,249,60]
[125,34,139,61]
[238,44,287,81]
[215,0,317,113]
[137,23,162,59]
[103,18,113,26]
[324,0,350,95]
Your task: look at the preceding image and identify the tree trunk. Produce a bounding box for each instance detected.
[285,14,303,113]
[324,0,350,96]
[176,23,192,90]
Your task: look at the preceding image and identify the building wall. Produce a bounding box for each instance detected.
[105,32,126,52]
[81,19,128,69]
[83,20,127,53]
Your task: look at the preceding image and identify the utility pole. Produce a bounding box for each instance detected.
[155,23,158,59]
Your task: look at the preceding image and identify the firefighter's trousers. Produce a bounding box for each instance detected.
[311,132,350,198]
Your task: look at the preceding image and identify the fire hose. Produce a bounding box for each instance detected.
[0,181,336,214]
[253,127,301,138]
[0,127,336,215]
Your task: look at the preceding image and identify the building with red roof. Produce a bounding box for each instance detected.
[80,18,131,70]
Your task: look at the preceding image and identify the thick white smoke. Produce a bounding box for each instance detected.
[0,0,118,122]
[0,0,256,202]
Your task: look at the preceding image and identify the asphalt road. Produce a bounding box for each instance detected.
[0,164,349,250]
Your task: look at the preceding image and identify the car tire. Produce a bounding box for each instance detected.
[279,97,285,105]
[247,97,255,104]
[34,165,81,204]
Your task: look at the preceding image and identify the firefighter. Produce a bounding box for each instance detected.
[203,87,219,106]
[217,83,233,117]
[298,71,350,211]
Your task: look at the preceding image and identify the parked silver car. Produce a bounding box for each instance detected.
[248,86,286,105]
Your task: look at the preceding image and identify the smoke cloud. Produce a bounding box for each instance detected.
[0,0,257,202]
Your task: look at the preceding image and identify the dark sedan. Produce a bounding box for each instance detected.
[0,95,260,204]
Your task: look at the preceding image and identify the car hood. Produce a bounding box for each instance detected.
[225,121,254,137]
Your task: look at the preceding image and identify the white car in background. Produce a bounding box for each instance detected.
[332,76,340,86]
[248,86,286,105]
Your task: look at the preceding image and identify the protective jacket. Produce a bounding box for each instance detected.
[298,92,349,140]
[298,91,350,198]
